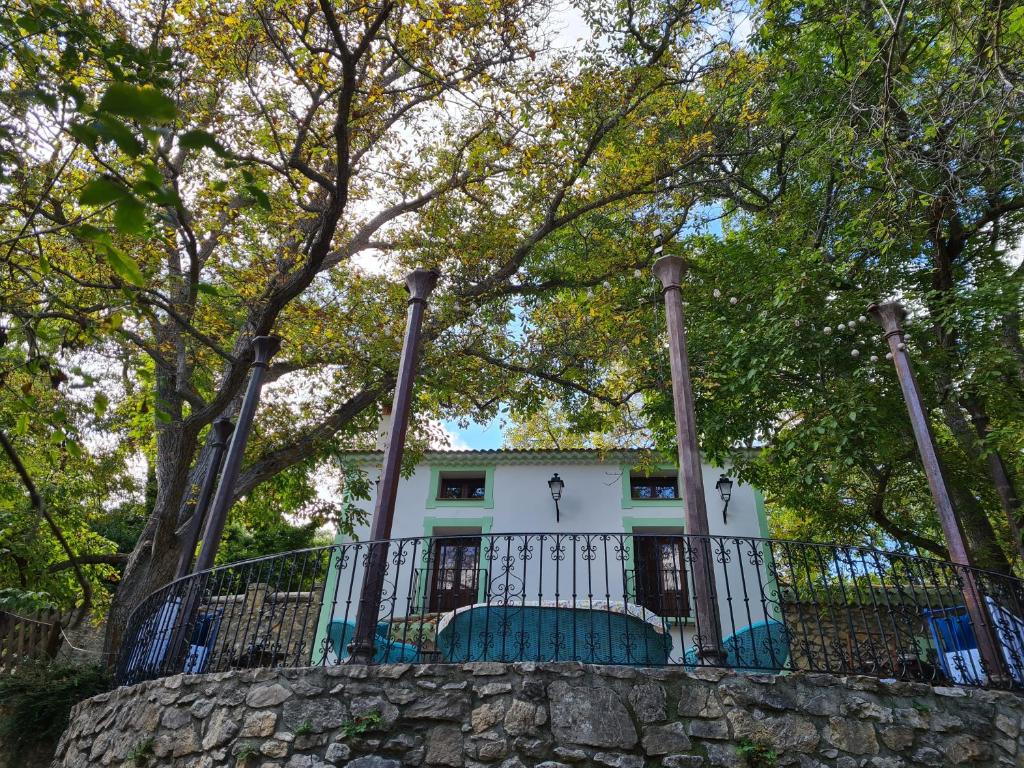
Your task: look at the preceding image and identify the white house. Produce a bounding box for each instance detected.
[313,447,781,666]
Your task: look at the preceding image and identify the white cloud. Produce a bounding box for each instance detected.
[429,420,472,450]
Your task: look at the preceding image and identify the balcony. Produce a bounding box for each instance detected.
[115,533,1024,690]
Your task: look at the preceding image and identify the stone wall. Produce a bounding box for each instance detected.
[53,663,1024,768]
[201,585,321,670]
[780,603,930,676]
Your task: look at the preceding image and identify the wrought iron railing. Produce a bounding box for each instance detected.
[114,533,1024,690]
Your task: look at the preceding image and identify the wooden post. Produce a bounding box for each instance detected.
[653,254,725,662]
[869,301,1005,682]
[176,417,234,580]
[194,336,281,573]
[348,268,439,664]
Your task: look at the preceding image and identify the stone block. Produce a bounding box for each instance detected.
[344,757,403,768]
[406,692,470,721]
[878,726,914,751]
[427,725,464,767]
[823,717,878,755]
[282,695,345,733]
[513,738,549,759]
[260,740,289,758]
[472,702,508,733]
[628,683,667,724]
[325,743,352,764]
[718,677,797,711]
[552,747,588,762]
[676,684,723,718]
[246,683,292,708]
[463,663,508,676]
[503,700,539,737]
[686,718,729,740]
[240,711,279,738]
[475,682,513,698]
[159,705,191,730]
[349,695,400,728]
[726,709,819,754]
[548,681,637,749]
[944,734,992,764]
[663,757,706,768]
[642,722,692,755]
[593,752,644,768]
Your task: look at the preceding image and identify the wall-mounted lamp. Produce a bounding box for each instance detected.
[548,473,564,523]
[715,474,733,524]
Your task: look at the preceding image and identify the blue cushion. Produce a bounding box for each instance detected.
[684,619,790,672]
[435,605,672,664]
[327,620,419,664]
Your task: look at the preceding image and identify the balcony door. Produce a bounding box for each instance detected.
[428,536,481,613]
[633,534,690,618]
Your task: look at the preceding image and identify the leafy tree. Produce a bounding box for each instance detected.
[505,0,1024,572]
[3,0,739,657]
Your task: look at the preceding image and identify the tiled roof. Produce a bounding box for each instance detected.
[338,447,677,465]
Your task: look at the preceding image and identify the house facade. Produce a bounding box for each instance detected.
[314,448,777,663]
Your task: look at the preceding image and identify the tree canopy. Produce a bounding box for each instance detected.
[2,0,1023,659]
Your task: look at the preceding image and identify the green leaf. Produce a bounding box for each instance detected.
[98,83,177,123]
[179,129,227,156]
[103,246,146,287]
[94,117,145,157]
[79,177,128,205]
[197,282,220,296]
[245,183,271,211]
[68,121,100,149]
[114,197,147,234]
[93,392,109,418]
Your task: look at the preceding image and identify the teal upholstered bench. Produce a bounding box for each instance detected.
[435,603,672,664]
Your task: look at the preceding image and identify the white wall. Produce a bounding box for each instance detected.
[322,452,774,661]
[348,455,763,540]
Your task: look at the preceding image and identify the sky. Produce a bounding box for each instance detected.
[432,2,590,452]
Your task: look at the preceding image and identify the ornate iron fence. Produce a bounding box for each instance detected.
[114,533,1024,690]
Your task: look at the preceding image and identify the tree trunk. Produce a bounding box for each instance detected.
[961,394,1024,563]
[102,398,198,659]
[935,397,1015,573]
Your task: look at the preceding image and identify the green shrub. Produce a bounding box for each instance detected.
[0,660,111,750]
[736,738,779,768]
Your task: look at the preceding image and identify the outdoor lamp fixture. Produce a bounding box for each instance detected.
[715,474,734,524]
[548,473,564,522]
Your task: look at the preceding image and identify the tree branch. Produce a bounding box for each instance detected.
[0,428,91,626]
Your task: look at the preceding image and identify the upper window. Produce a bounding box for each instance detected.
[629,473,679,501]
[438,474,487,501]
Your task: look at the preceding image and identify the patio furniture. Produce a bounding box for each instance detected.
[183,609,223,674]
[123,597,180,681]
[923,598,1024,685]
[683,619,790,672]
[434,601,673,664]
[326,619,420,664]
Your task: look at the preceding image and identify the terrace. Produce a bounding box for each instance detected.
[116,531,1024,690]
[115,270,1024,695]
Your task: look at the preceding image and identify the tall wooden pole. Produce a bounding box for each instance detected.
[653,254,725,662]
[869,301,1004,681]
[349,267,439,664]
[175,417,234,580]
[194,335,281,573]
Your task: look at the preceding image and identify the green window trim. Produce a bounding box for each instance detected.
[753,489,782,623]
[311,531,350,664]
[426,464,495,509]
[415,516,494,611]
[620,463,685,509]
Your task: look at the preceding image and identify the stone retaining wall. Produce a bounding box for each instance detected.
[53,663,1024,768]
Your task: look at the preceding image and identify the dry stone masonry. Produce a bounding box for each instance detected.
[53,663,1024,768]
